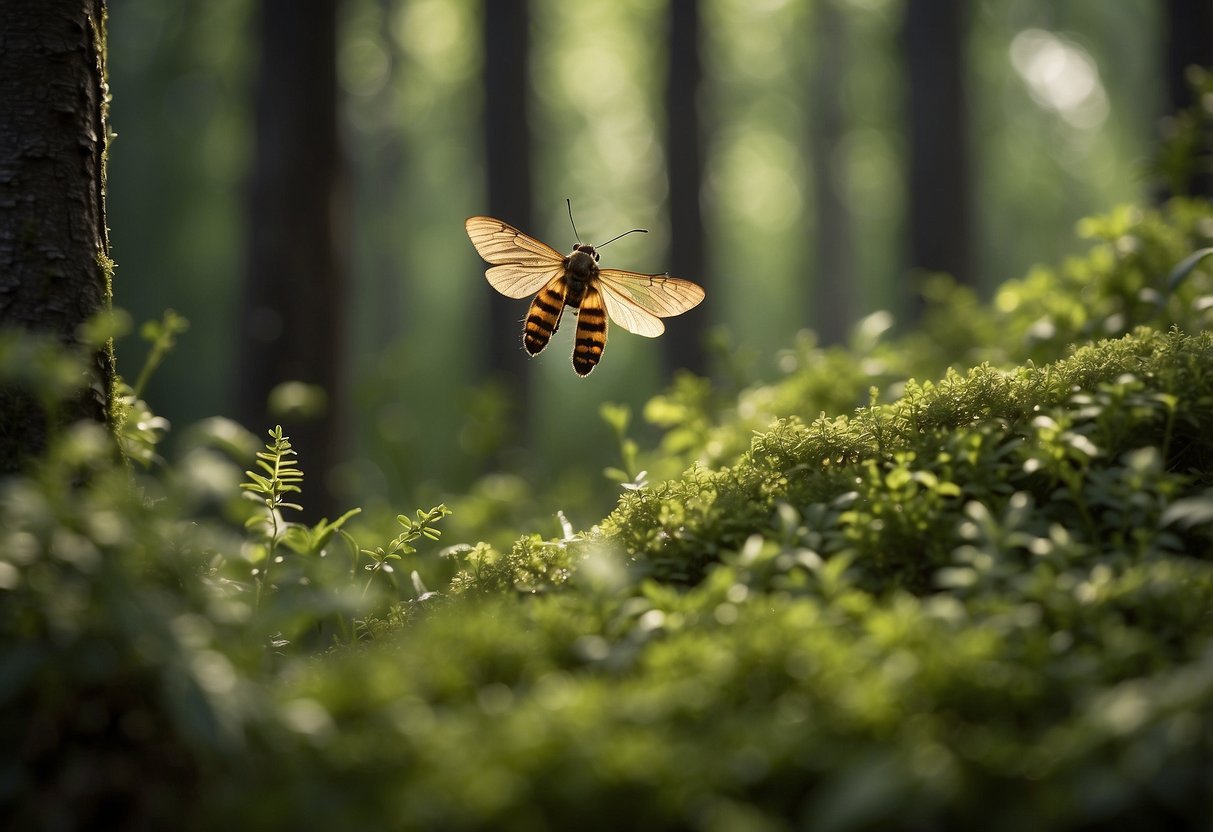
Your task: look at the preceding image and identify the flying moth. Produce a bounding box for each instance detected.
[465,205,705,376]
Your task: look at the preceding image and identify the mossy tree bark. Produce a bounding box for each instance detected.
[0,0,116,472]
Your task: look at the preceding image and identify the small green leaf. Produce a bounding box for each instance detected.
[1166,247,1213,294]
[1160,495,1213,529]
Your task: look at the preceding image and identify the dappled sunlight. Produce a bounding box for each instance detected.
[1010,28,1109,131]
[397,0,468,74]
[339,26,390,99]
[530,0,666,245]
[708,126,804,231]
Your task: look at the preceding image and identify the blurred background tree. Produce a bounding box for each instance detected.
[236,0,347,519]
[106,0,1188,526]
[664,0,709,375]
[807,0,856,346]
[902,0,972,321]
[479,0,534,454]
[1161,0,1213,198]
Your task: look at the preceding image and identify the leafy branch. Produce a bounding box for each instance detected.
[241,425,303,606]
[359,505,451,599]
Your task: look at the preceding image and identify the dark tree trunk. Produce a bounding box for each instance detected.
[0,0,115,471]
[1163,0,1213,198]
[901,0,972,317]
[664,0,708,376]
[368,0,407,345]
[808,0,855,346]
[481,0,532,425]
[236,0,348,519]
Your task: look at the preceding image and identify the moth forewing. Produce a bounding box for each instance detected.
[598,270,706,319]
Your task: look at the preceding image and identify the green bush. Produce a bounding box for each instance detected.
[3,199,1213,829]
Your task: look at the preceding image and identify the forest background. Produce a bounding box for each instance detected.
[107,0,1202,538]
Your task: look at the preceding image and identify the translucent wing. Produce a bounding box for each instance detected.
[598,288,664,337]
[465,216,567,298]
[597,269,706,338]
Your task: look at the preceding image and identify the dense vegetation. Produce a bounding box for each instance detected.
[3,198,1213,829]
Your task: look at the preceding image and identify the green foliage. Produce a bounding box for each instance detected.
[1150,66,1213,197]
[359,505,451,590]
[611,198,1213,485]
[0,363,456,825]
[0,421,254,829]
[244,321,1213,830]
[600,328,1213,587]
[114,378,170,468]
[131,309,189,400]
[6,200,1213,828]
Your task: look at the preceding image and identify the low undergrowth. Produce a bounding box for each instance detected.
[3,199,1213,829]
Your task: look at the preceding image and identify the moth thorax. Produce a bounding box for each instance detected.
[565,248,599,287]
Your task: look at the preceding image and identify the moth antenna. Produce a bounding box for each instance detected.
[596,228,648,249]
[566,198,583,245]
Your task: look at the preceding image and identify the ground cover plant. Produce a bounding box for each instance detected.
[2,198,1213,829]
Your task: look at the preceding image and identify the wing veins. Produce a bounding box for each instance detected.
[467,216,568,298]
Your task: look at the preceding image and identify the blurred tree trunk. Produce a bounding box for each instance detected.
[368,0,407,345]
[236,0,348,519]
[0,0,116,472]
[1163,0,1213,198]
[807,0,855,346]
[901,0,972,320]
[664,0,708,376]
[481,0,532,431]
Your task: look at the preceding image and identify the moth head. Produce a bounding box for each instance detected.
[573,244,600,262]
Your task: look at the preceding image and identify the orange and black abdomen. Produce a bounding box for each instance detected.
[524,276,567,355]
[572,285,608,376]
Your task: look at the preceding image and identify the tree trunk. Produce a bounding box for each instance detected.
[367,0,407,346]
[0,0,115,471]
[901,0,972,318]
[664,0,708,376]
[1163,0,1213,199]
[235,0,348,519]
[481,0,533,431]
[808,0,855,346]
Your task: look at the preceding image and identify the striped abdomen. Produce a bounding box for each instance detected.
[572,285,607,376]
[523,276,567,355]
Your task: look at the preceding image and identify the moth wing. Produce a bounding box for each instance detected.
[598,284,664,337]
[466,216,567,298]
[597,269,705,337]
[484,263,566,299]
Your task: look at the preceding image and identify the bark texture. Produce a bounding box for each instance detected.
[0,0,115,470]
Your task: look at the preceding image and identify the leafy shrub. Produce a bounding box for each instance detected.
[620,198,1213,483]
[4,197,1213,829]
